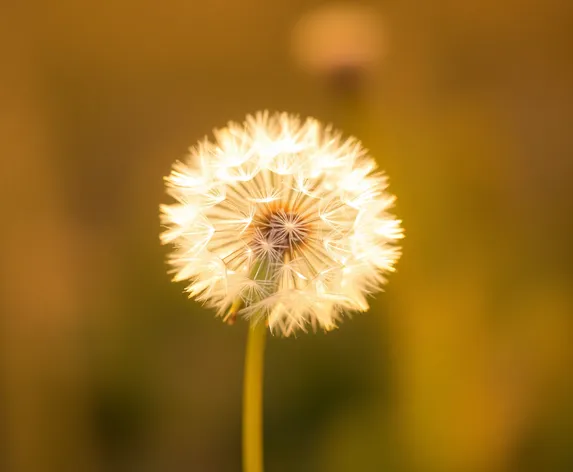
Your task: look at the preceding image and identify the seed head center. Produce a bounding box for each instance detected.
[267,211,308,245]
[249,209,309,259]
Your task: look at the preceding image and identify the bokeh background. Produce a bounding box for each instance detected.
[2,1,573,471]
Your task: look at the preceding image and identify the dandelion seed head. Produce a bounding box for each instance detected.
[161,111,403,336]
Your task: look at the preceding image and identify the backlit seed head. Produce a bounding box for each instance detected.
[160,111,403,336]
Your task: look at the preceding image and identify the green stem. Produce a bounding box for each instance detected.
[242,319,267,472]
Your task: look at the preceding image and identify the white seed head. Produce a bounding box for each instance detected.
[160,111,403,336]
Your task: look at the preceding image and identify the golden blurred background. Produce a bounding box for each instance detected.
[1,1,573,471]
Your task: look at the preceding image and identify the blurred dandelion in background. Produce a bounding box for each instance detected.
[291,3,387,92]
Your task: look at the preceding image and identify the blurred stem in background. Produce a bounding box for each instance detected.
[327,68,367,139]
[242,320,267,472]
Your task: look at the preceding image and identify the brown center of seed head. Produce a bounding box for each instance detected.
[250,207,310,259]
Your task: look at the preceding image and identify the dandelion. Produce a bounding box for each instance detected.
[160,111,403,472]
[161,111,403,335]
[291,4,388,91]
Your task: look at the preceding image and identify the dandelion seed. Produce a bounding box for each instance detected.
[160,111,403,335]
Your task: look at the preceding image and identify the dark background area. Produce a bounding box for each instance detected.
[2,1,573,471]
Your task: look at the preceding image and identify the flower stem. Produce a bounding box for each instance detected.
[242,319,267,472]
